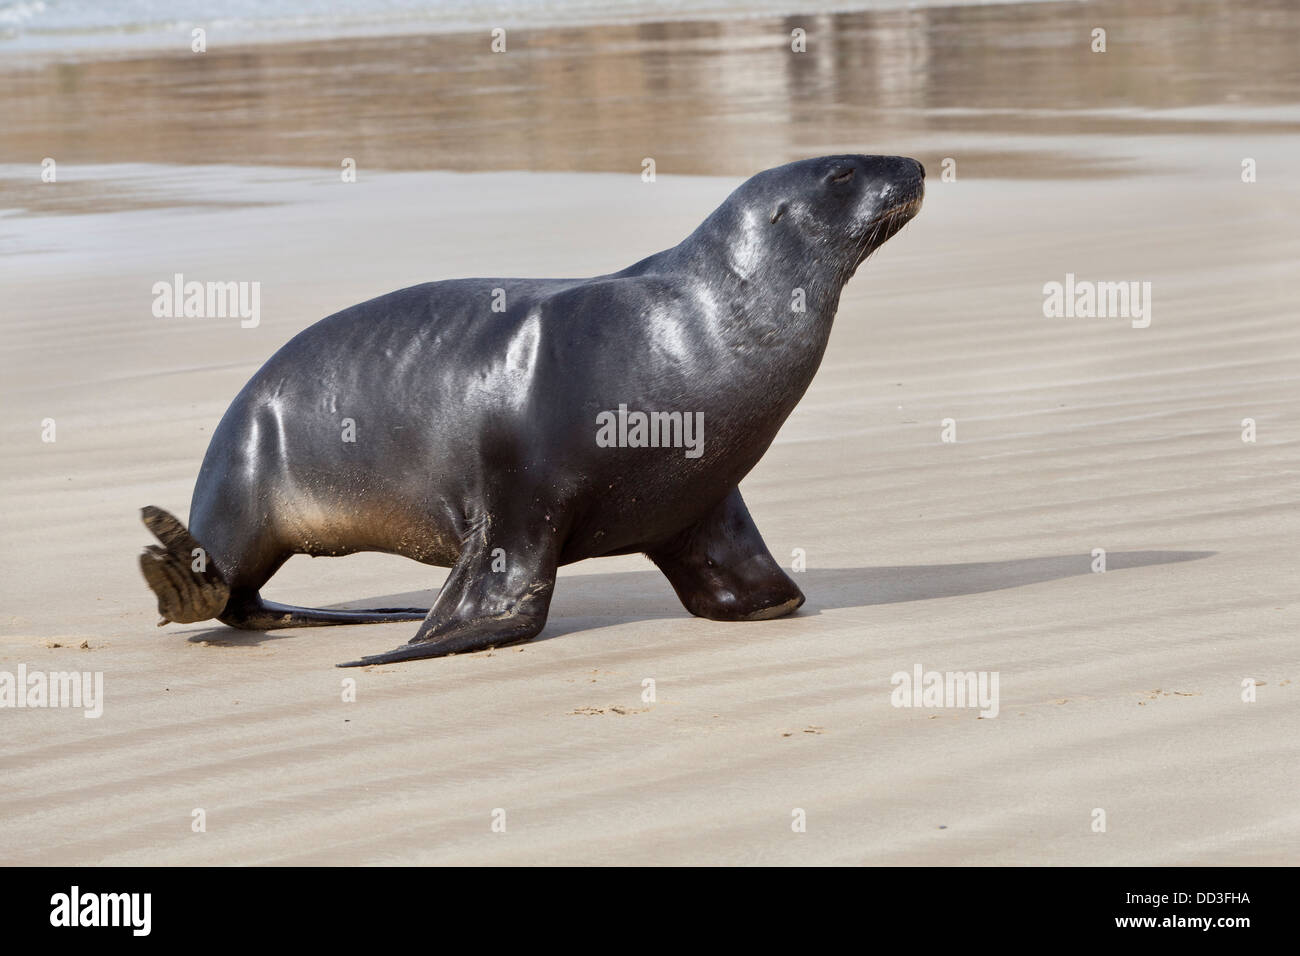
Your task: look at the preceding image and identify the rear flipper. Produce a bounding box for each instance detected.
[141,505,428,630]
[139,505,232,624]
[219,597,429,630]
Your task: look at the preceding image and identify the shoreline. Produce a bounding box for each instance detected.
[3,0,1298,180]
[0,0,1068,59]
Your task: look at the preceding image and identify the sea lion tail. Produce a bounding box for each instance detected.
[138,505,232,625]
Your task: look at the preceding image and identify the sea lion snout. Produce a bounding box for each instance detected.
[864,155,925,211]
[827,155,924,257]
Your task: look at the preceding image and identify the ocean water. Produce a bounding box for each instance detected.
[0,0,1019,53]
[4,0,1295,180]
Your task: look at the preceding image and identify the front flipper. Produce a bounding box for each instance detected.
[338,515,558,667]
[647,487,804,622]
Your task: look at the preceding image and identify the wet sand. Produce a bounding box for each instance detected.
[1,0,1298,865]
[3,0,1299,184]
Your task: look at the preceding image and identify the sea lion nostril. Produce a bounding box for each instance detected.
[916,160,926,180]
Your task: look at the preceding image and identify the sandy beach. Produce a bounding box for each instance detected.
[1,0,1298,865]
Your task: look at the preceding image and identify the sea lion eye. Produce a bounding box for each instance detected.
[829,168,855,185]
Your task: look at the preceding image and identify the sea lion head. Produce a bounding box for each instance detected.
[744,154,925,281]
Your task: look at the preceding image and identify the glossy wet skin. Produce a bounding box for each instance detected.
[166,154,923,663]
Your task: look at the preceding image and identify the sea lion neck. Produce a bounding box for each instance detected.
[624,198,848,328]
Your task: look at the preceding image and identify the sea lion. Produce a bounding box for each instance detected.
[139,154,925,666]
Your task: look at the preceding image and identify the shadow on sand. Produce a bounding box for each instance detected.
[184,550,1214,648]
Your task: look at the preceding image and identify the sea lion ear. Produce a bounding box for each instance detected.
[770,202,787,224]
